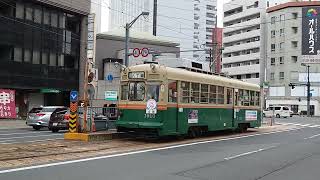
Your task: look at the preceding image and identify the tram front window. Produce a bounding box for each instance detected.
[146,84,160,102]
[127,82,145,101]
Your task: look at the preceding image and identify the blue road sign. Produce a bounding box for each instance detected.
[70,91,78,102]
[106,74,114,81]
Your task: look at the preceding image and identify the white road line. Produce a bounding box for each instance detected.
[304,133,320,140]
[0,134,62,140]
[0,127,302,174]
[309,125,320,128]
[0,138,64,145]
[224,146,276,161]
[0,131,50,136]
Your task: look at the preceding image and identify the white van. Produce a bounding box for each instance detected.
[263,106,291,118]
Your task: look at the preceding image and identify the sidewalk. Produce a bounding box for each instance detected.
[0,119,27,130]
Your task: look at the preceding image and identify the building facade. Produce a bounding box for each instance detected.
[266,1,320,116]
[212,27,222,73]
[222,0,267,84]
[0,0,89,118]
[93,31,180,107]
[92,0,217,62]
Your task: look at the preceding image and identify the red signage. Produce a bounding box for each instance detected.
[132,48,140,58]
[0,89,16,119]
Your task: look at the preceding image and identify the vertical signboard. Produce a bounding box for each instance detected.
[302,7,320,63]
[0,89,16,119]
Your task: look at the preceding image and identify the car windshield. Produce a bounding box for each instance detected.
[29,108,42,113]
[283,107,289,110]
[41,108,57,112]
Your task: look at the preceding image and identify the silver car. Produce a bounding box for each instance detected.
[26,106,67,130]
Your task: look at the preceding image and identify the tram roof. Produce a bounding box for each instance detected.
[128,64,260,91]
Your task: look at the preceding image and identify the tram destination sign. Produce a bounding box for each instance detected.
[128,72,145,79]
[302,7,320,64]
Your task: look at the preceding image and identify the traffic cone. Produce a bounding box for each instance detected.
[91,120,96,132]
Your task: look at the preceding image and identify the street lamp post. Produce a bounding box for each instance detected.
[125,12,149,67]
[302,63,311,117]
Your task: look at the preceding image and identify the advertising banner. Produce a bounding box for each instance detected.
[0,89,16,119]
[302,7,320,63]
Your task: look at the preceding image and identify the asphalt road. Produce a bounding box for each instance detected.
[1,118,320,180]
[0,127,65,145]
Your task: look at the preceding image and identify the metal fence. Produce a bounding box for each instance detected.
[77,106,119,132]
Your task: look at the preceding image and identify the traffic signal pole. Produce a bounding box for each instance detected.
[307,65,311,117]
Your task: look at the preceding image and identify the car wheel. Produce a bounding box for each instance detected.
[276,114,280,118]
[33,126,41,130]
[51,128,59,133]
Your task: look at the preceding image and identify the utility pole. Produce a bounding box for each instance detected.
[153,0,157,36]
[209,48,212,72]
[307,65,311,117]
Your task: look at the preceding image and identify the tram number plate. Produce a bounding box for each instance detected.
[145,114,156,119]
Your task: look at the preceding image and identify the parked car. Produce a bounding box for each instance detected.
[26,106,67,130]
[263,106,291,118]
[48,109,69,133]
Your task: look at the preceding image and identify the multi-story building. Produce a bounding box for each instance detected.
[91,0,153,33]
[92,0,217,62]
[212,27,223,73]
[0,0,89,118]
[222,0,267,84]
[266,1,320,116]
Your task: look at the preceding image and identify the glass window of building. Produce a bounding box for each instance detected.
[0,0,15,16]
[280,28,284,36]
[24,49,32,63]
[271,44,275,52]
[292,13,298,19]
[42,52,49,65]
[279,72,284,80]
[14,47,22,62]
[58,55,64,66]
[33,50,40,64]
[270,73,275,80]
[43,9,50,25]
[291,56,298,63]
[49,53,56,66]
[271,17,276,24]
[15,2,24,19]
[51,11,58,27]
[25,5,33,21]
[280,57,284,64]
[271,58,275,65]
[271,30,275,38]
[280,14,285,22]
[34,6,42,24]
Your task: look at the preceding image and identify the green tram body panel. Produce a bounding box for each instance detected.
[116,107,261,136]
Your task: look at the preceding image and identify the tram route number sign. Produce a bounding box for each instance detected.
[146,99,157,115]
[132,48,149,58]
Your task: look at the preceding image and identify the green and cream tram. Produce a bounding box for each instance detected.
[116,64,261,137]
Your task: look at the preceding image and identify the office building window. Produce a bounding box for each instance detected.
[246,74,251,79]
[292,12,298,19]
[280,57,284,64]
[24,49,32,63]
[280,14,285,22]
[280,28,284,36]
[280,42,284,49]
[271,17,276,24]
[270,73,275,80]
[15,2,24,19]
[25,5,33,21]
[292,41,298,48]
[279,72,284,80]
[42,52,49,65]
[271,30,275,38]
[271,44,275,52]
[34,6,42,23]
[32,50,40,64]
[14,48,22,62]
[256,73,259,78]
[291,56,298,63]
[292,27,298,34]
[271,58,275,65]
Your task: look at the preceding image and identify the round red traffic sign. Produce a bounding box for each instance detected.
[133,48,140,58]
[141,48,149,57]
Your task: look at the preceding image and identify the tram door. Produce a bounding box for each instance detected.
[168,81,179,133]
[233,89,239,127]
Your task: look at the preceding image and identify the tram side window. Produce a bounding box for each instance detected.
[227,88,233,104]
[147,84,160,102]
[250,91,255,106]
[121,84,129,100]
[200,84,209,103]
[217,86,225,104]
[168,81,177,103]
[243,90,250,106]
[128,82,145,101]
[256,92,260,106]
[191,83,200,103]
[209,85,217,104]
[181,81,190,103]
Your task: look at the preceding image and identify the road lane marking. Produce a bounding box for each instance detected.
[0,131,50,136]
[0,138,64,145]
[0,134,63,140]
[0,127,302,174]
[224,146,276,160]
[277,122,320,128]
[304,133,320,140]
